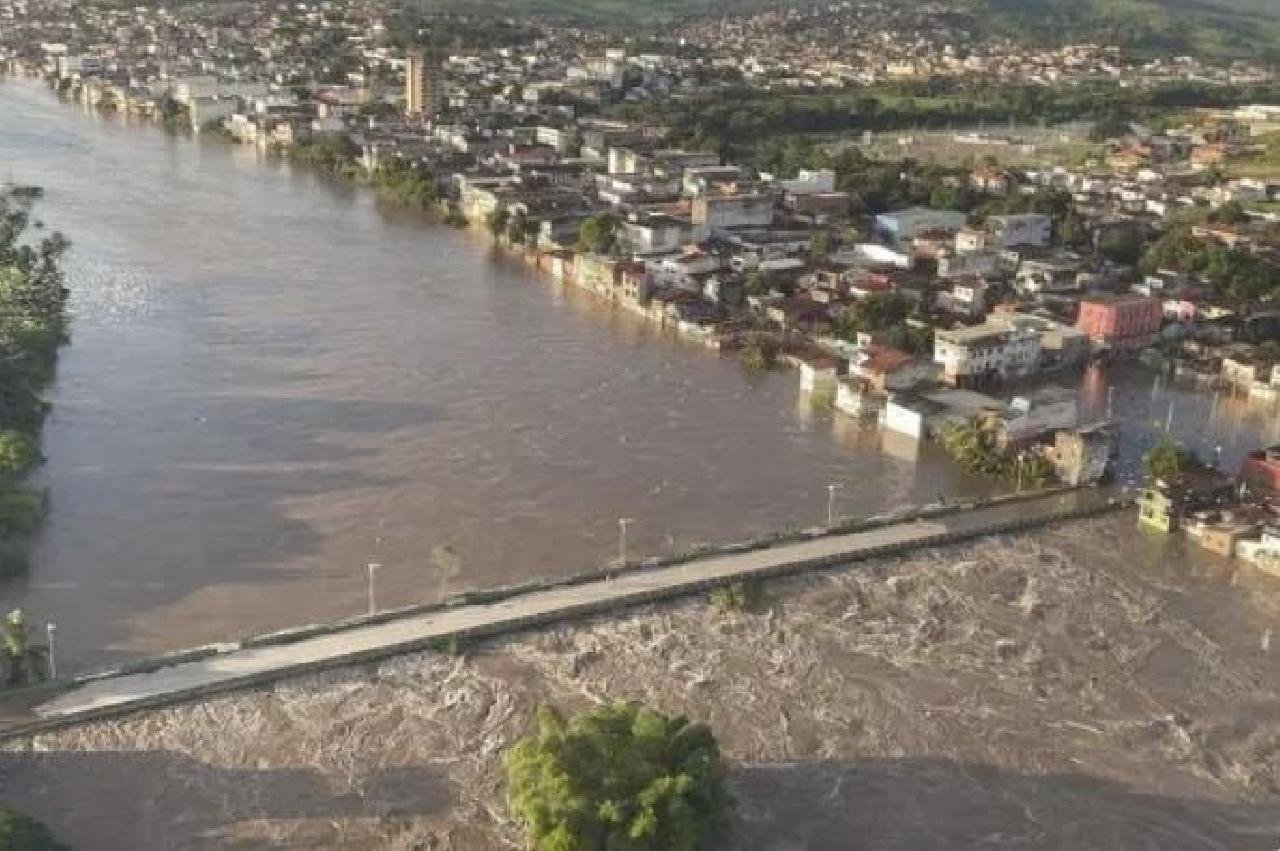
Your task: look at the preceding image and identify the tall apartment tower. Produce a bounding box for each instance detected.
[404,49,435,117]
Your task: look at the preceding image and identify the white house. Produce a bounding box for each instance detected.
[934,320,1041,386]
[1237,525,1280,578]
[989,214,1052,249]
[997,387,1079,447]
[874,207,967,247]
[776,168,836,195]
[691,193,775,229]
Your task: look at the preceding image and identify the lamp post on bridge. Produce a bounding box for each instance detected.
[45,621,56,680]
[617,518,634,566]
[826,483,843,527]
[366,562,381,617]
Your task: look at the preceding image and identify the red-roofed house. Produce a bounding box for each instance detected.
[848,344,936,392]
[1240,447,1280,495]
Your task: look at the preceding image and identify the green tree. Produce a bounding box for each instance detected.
[808,230,833,259]
[1207,201,1248,225]
[0,609,48,687]
[506,702,728,851]
[0,807,66,851]
[576,214,621,255]
[486,206,510,239]
[744,270,771,297]
[0,188,67,577]
[1097,227,1142,265]
[1142,440,1188,482]
[739,333,778,374]
[833,292,912,341]
[0,430,40,479]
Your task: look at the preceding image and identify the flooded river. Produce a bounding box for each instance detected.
[0,80,995,668]
[2,80,1277,672]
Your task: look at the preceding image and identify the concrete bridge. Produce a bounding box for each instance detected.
[20,488,1125,731]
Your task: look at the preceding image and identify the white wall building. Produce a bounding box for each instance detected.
[988,214,1052,249]
[934,320,1042,385]
[691,193,774,229]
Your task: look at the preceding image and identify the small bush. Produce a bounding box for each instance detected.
[739,334,777,374]
[427,634,465,656]
[710,578,766,613]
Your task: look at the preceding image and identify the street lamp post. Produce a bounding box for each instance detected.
[826,483,843,527]
[45,621,56,679]
[617,518,634,566]
[366,562,381,616]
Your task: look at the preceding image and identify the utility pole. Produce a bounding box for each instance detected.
[826,483,843,527]
[1106,385,1115,420]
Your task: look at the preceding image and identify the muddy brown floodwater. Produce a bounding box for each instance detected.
[3,77,1278,676]
[3,515,1278,849]
[0,78,993,670]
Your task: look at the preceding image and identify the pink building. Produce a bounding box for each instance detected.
[1240,447,1280,494]
[1076,295,1162,350]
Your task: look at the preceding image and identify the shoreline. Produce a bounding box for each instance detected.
[0,183,70,581]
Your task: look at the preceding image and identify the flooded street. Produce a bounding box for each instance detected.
[0,79,993,668]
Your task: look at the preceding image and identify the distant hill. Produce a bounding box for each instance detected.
[411,0,1278,63]
[979,0,1280,63]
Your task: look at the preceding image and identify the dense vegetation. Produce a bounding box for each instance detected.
[285,132,361,177]
[1141,226,1280,306]
[832,292,935,355]
[576,214,622,256]
[1142,439,1199,482]
[506,701,728,851]
[368,158,441,207]
[939,418,1055,487]
[1,608,49,687]
[0,187,69,577]
[0,806,65,851]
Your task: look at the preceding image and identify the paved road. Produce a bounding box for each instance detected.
[33,489,1116,722]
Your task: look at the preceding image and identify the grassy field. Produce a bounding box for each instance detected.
[836,122,1101,169]
[1225,132,1280,180]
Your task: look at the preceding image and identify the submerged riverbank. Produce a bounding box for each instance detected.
[0,186,69,578]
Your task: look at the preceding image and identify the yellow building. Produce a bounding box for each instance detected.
[405,50,435,117]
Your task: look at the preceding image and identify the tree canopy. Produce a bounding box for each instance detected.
[576,214,622,256]
[0,807,65,851]
[0,188,68,576]
[1141,226,1280,305]
[505,701,728,851]
[1142,439,1196,482]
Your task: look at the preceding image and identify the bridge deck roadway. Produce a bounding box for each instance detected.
[34,489,1115,722]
